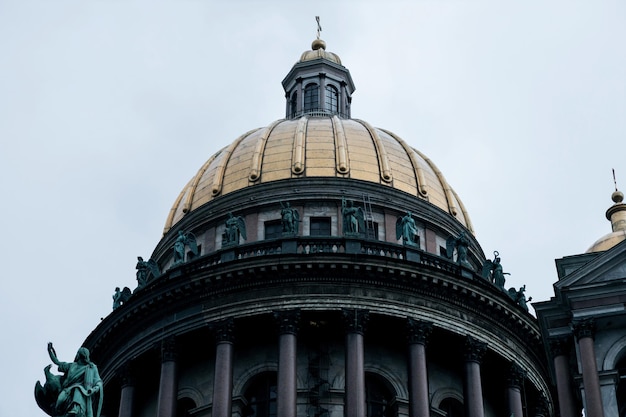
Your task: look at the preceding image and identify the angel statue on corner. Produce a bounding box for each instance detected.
[173,230,199,265]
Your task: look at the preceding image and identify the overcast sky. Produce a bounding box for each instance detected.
[2,1,625,416]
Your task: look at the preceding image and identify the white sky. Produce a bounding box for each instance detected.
[1,1,625,416]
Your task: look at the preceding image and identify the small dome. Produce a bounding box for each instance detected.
[164,116,473,234]
[586,188,626,253]
[299,38,342,65]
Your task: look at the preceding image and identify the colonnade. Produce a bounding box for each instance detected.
[549,318,609,417]
[116,310,546,417]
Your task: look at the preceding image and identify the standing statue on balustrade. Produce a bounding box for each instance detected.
[482,251,509,290]
[341,197,364,236]
[173,230,199,265]
[280,201,300,235]
[445,231,472,268]
[396,211,419,246]
[223,212,246,246]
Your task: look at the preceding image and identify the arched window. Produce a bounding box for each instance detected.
[177,397,197,417]
[243,372,277,417]
[365,373,396,417]
[290,91,298,118]
[325,85,338,113]
[439,397,464,417]
[304,83,319,112]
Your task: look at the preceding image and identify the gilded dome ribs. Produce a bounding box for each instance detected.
[163,187,188,235]
[415,149,459,217]
[212,129,260,197]
[249,120,283,182]
[331,116,349,175]
[354,119,393,183]
[184,151,220,212]
[292,117,308,175]
[381,128,428,197]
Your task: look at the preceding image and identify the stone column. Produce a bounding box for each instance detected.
[296,77,303,114]
[506,363,525,417]
[463,336,486,417]
[319,73,326,112]
[157,337,178,417]
[573,318,604,417]
[212,318,235,417]
[340,81,348,117]
[406,319,432,417]
[549,337,578,417]
[274,309,300,417]
[343,309,369,417]
[117,362,135,417]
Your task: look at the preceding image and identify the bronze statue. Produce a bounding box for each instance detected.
[342,197,364,235]
[280,201,300,234]
[508,285,532,311]
[112,287,131,310]
[482,251,509,290]
[223,212,246,245]
[445,232,472,268]
[173,231,198,264]
[135,256,160,290]
[35,343,103,417]
[396,211,418,246]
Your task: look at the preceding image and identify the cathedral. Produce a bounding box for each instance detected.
[69,28,626,417]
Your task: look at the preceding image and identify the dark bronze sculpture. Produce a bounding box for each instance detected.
[482,251,509,290]
[112,287,131,310]
[280,201,300,234]
[508,285,532,311]
[173,231,198,264]
[35,343,103,417]
[223,212,246,245]
[396,211,418,246]
[342,197,364,235]
[135,256,160,290]
[445,232,472,268]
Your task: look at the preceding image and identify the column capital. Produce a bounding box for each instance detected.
[406,318,433,345]
[274,309,301,335]
[463,336,487,363]
[506,362,526,389]
[572,317,596,341]
[211,318,235,343]
[548,336,572,358]
[161,336,177,362]
[533,394,550,417]
[118,361,135,388]
[342,308,369,335]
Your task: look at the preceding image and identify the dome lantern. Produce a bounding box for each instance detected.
[586,171,626,252]
[282,17,355,119]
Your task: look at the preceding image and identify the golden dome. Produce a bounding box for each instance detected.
[299,38,342,65]
[164,115,473,234]
[587,189,626,253]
